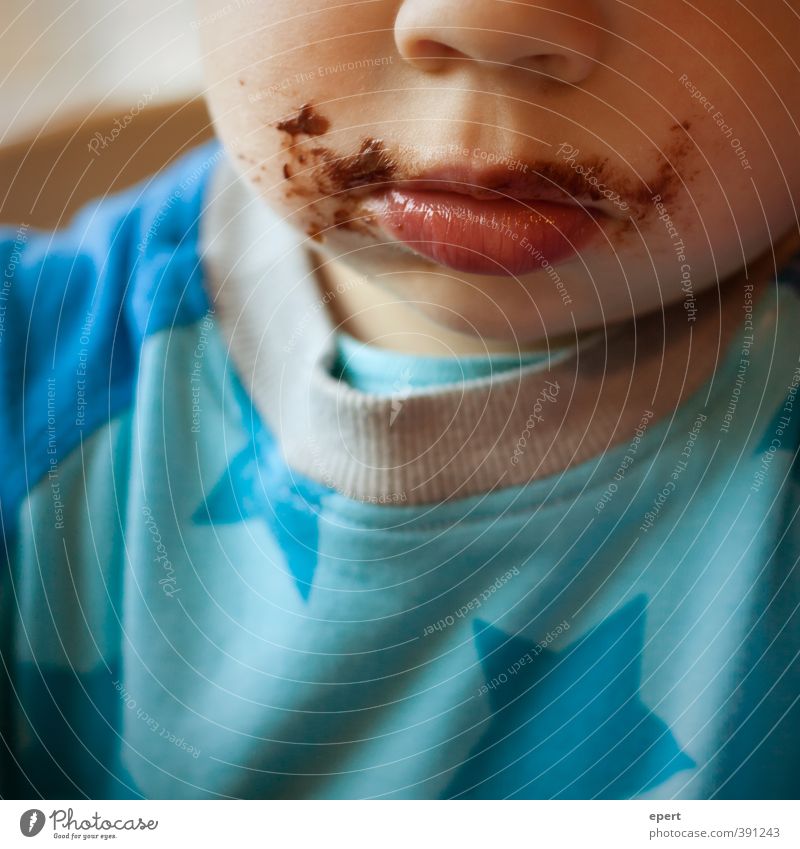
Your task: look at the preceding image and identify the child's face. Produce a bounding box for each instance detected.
[198,1,800,342]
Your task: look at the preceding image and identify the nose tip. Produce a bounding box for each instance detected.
[394,0,604,84]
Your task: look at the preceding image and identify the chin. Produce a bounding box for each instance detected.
[389,270,583,342]
[399,291,550,344]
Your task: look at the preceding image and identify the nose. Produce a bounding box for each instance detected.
[394,0,604,84]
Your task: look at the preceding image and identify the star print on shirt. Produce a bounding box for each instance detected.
[444,596,695,799]
[191,384,327,601]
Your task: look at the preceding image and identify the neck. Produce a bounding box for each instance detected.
[314,255,580,356]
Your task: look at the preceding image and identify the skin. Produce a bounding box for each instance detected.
[196,0,800,354]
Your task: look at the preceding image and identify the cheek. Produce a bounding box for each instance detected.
[205,69,393,247]
[676,123,799,281]
[607,102,799,307]
[204,82,331,239]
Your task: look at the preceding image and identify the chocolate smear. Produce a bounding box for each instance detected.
[276,104,330,137]
[321,138,396,191]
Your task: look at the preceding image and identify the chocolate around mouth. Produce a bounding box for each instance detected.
[315,138,397,191]
[276,103,330,137]
[274,105,697,239]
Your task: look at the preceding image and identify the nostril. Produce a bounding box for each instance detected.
[519,52,566,76]
[394,1,603,83]
[517,50,596,85]
[402,38,467,69]
[413,39,464,59]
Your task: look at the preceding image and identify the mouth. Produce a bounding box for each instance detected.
[276,108,688,272]
[359,166,621,277]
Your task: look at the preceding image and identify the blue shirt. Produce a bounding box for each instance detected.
[0,144,798,799]
[332,330,558,393]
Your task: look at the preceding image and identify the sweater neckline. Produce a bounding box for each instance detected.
[330,329,589,395]
[199,155,764,506]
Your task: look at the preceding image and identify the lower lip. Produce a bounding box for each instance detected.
[366,189,598,276]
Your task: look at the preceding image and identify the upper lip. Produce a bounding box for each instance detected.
[380,165,624,217]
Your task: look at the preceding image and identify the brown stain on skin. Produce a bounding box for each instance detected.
[327,125,690,212]
[318,138,397,192]
[276,103,330,137]
[278,134,399,239]
[333,208,359,231]
[282,138,395,192]
[333,209,352,229]
[636,120,697,211]
[500,120,696,223]
[275,118,699,245]
[538,122,695,217]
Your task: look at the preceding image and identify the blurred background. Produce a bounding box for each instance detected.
[0,0,213,226]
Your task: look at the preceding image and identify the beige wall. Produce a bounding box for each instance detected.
[0,2,213,227]
[0,0,203,144]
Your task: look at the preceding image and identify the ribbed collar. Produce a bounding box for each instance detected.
[200,156,759,505]
[331,330,568,394]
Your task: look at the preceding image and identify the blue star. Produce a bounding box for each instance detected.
[192,383,327,601]
[445,597,695,799]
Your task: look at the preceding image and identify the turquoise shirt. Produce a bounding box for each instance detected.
[0,144,798,799]
[332,331,557,393]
